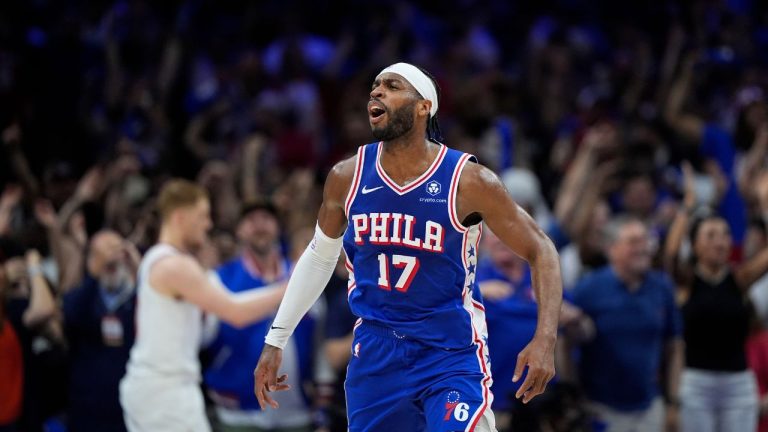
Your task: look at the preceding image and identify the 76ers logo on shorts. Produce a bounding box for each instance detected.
[444,391,470,422]
[426,180,441,196]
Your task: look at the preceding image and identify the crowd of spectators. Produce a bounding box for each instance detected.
[3,0,768,431]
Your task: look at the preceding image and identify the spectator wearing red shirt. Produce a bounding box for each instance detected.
[0,262,23,431]
[747,318,768,432]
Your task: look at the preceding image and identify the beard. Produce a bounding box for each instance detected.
[247,237,275,256]
[99,263,132,293]
[371,99,416,141]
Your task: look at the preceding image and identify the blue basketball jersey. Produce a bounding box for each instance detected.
[342,142,487,350]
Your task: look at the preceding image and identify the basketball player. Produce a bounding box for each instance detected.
[120,180,286,432]
[254,63,563,432]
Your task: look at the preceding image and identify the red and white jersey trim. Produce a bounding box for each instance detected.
[462,285,494,431]
[344,248,357,296]
[448,153,474,233]
[456,219,491,431]
[344,145,366,217]
[375,142,448,195]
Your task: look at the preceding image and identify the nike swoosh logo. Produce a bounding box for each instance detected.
[361,185,383,194]
[270,326,285,330]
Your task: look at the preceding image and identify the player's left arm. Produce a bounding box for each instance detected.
[457,162,563,404]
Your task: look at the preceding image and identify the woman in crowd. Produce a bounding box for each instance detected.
[664,163,768,432]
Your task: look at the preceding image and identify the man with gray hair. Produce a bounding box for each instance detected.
[63,230,141,432]
[566,217,683,432]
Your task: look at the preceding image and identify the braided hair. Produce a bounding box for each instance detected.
[415,66,444,144]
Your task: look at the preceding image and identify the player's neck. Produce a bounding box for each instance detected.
[382,125,428,152]
[158,226,189,253]
[380,136,439,181]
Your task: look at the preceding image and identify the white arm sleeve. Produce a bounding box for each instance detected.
[265,224,343,349]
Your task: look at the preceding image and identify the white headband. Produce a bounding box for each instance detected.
[378,63,438,117]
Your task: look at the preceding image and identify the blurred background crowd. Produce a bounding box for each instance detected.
[3,0,768,431]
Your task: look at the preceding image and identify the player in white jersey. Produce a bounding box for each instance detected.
[120,179,286,432]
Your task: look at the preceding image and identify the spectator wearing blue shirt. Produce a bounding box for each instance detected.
[567,217,683,432]
[204,201,314,432]
[63,230,140,432]
[475,228,537,431]
[477,228,589,432]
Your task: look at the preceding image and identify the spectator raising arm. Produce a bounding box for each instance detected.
[738,124,768,205]
[663,52,705,143]
[45,167,106,292]
[197,160,240,231]
[0,185,23,237]
[663,161,697,281]
[565,160,620,245]
[33,198,67,285]
[2,124,40,197]
[734,172,768,289]
[554,124,617,240]
[22,250,57,328]
[240,134,267,203]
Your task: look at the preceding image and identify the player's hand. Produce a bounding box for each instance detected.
[254,344,290,409]
[512,334,556,404]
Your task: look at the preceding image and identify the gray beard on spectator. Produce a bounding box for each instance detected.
[99,263,132,293]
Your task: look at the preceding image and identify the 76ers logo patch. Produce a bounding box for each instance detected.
[444,391,470,422]
[426,180,441,196]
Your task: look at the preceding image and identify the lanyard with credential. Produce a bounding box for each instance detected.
[100,285,135,347]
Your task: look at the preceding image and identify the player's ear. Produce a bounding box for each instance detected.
[419,99,432,117]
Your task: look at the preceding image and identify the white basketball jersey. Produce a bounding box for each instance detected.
[124,244,203,383]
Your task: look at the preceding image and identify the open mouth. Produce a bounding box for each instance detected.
[368,102,387,124]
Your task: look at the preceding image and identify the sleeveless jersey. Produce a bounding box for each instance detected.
[124,244,203,383]
[343,142,486,349]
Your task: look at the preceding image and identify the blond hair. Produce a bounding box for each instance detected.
[157,179,208,221]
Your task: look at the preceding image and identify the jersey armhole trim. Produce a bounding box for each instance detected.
[344,145,366,217]
[449,153,476,233]
[142,250,185,300]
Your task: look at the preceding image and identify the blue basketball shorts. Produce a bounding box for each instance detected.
[345,320,496,432]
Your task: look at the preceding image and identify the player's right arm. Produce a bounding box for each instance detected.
[316,156,356,237]
[149,255,285,328]
[254,155,355,410]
